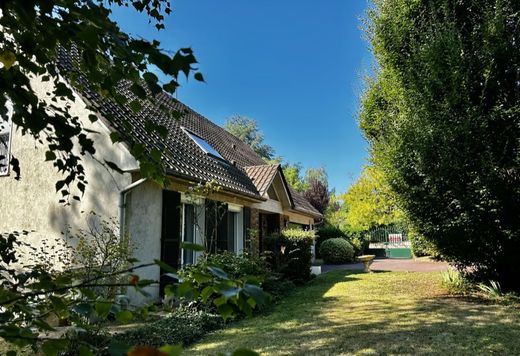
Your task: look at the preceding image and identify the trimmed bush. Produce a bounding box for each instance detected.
[265,229,314,283]
[320,238,355,264]
[114,305,223,348]
[316,225,346,258]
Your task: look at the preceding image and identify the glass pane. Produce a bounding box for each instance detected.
[183,204,195,264]
[186,131,225,160]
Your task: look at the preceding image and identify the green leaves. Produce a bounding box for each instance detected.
[95,302,113,319]
[116,310,134,324]
[0,50,16,69]
[41,339,69,356]
[362,0,520,288]
[217,303,234,321]
[180,242,205,252]
[158,345,183,356]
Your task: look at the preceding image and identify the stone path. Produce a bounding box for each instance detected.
[321,257,449,273]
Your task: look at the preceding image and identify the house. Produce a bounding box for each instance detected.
[0,48,322,303]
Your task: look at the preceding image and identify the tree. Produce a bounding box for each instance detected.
[224,115,275,161]
[343,166,403,232]
[282,162,304,192]
[0,0,204,200]
[303,178,330,215]
[303,167,327,191]
[361,0,520,290]
[324,192,349,230]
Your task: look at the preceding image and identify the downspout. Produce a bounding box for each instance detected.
[119,178,148,240]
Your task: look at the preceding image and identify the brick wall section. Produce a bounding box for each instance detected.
[250,208,260,231]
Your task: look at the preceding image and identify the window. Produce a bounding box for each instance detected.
[204,201,244,254]
[182,204,196,265]
[183,128,225,160]
[0,119,12,176]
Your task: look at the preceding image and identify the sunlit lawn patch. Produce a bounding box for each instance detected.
[186,271,520,355]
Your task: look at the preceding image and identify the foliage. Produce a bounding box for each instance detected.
[224,115,275,161]
[114,305,224,348]
[264,229,315,283]
[361,0,520,291]
[66,212,135,300]
[185,251,270,282]
[245,228,260,258]
[477,280,503,299]
[324,192,349,231]
[317,225,346,241]
[343,166,404,231]
[315,225,346,258]
[409,228,439,259]
[0,0,203,201]
[319,238,355,264]
[303,167,328,191]
[0,230,156,355]
[303,178,330,214]
[172,255,269,321]
[441,270,472,296]
[282,162,304,192]
[349,232,370,256]
[260,274,296,302]
[0,229,267,354]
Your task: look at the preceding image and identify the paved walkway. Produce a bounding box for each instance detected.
[321,258,449,273]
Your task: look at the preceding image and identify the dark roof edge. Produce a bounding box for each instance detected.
[166,169,266,202]
[275,165,295,208]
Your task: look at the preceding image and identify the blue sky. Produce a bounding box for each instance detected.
[111,1,372,193]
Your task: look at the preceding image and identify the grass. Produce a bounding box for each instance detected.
[185,271,520,355]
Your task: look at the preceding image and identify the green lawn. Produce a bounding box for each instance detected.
[186,271,520,355]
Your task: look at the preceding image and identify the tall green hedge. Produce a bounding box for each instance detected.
[265,228,314,283]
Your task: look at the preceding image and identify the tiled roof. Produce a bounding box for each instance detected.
[57,47,264,199]
[56,47,322,218]
[288,185,323,218]
[243,164,280,196]
[244,164,322,218]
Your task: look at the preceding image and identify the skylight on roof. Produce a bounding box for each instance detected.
[184,128,225,160]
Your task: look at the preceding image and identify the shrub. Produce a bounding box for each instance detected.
[198,251,270,281]
[178,252,271,316]
[265,229,314,283]
[113,305,223,348]
[316,225,346,258]
[261,273,296,302]
[319,238,355,264]
[441,270,472,295]
[409,229,441,259]
[348,231,370,256]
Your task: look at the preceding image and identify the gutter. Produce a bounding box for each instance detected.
[119,178,148,240]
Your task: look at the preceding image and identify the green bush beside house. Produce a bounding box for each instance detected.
[265,228,315,284]
[319,238,355,264]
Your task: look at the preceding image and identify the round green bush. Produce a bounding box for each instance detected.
[319,238,355,264]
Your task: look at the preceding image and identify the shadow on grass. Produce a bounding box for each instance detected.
[187,270,520,355]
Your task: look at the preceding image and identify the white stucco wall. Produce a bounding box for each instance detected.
[125,180,163,305]
[0,75,138,268]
